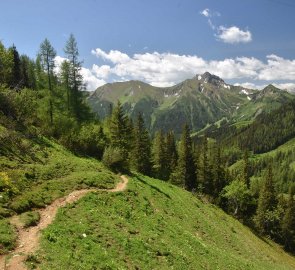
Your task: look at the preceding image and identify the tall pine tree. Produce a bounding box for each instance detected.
[255,166,277,234]
[132,112,151,175]
[170,124,196,190]
[151,130,166,179]
[282,185,295,252]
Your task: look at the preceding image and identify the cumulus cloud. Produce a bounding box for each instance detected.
[91,48,130,64]
[87,48,295,89]
[216,26,252,44]
[200,8,252,44]
[54,51,295,91]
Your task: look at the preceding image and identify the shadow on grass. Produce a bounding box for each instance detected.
[134,175,171,199]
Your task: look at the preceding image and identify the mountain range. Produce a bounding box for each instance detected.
[87,72,294,135]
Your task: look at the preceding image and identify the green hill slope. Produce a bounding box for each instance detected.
[36,174,295,270]
[0,125,119,254]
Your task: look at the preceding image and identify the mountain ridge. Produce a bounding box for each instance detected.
[87,72,294,135]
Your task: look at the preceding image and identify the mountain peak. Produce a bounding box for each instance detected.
[196,72,225,87]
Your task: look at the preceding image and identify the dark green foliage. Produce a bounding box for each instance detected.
[109,101,132,158]
[20,211,41,227]
[224,99,295,153]
[38,38,57,125]
[282,186,295,252]
[170,124,196,190]
[211,144,227,198]
[102,146,128,172]
[132,113,151,175]
[0,219,17,254]
[198,137,212,193]
[151,130,166,179]
[255,166,278,235]
[8,44,22,89]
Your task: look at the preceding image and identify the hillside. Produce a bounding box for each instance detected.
[32,174,295,270]
[87,73,294,135]
[0,125,119,256]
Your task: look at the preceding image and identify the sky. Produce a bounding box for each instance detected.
[1,0,295,91]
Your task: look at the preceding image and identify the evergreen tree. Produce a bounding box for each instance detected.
[242,150,251,188]
[282,186,295,252]
[171,124,196,190]
[20,55,36,90]
[132,112,151,175]
[59,60,71,113]
[255,166,277,234]
[211,144,226,197]
[38,38,56,125]
[151,130,166,179]
[8,45,22,89]
[0,41,13,85]
[165,130,178,179]
[109,101,132,163]
[199,136,212,194]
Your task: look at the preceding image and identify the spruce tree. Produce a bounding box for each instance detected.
[242,150,251,188]
[199,136,212,194]
[211,144,226,197]
[282,186,295,252]
[151,130,166,179]
[132,112,151,175]
[171,124,196,190]
[8,44,22,89]
[109,101,132,158]
[255,166,277,234]
[165,130,178,179]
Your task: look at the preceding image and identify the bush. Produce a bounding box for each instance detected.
[20,211,41,227]
[102,146,129,172]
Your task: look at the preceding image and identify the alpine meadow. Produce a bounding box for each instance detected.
[1,1,295,269]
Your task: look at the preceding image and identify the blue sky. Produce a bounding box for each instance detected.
[1,0,295,90]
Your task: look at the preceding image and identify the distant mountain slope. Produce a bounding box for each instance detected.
[87,72,293,135]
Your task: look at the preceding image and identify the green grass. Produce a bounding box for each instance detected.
[37,174,295,270]
[0,219,17,254]
[20,211,41,228]
[0,134,119,254]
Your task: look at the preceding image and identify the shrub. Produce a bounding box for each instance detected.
[102,146,129,172]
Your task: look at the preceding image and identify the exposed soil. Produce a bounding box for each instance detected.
[0,175,128,270]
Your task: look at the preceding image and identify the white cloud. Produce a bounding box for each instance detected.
[91,48,130,64]
[258,55,295,80]
[80,67,106,90]
[200,9,252,44]
[273,83,295,92]
[92,64,111,79]
[53,51,295,92]
[216,26,252,44]
[200,8,210,17]
[87,48,295,89]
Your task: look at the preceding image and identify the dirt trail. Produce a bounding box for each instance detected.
[0,175,128,270]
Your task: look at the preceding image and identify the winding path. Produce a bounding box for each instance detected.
[0,175,129,270]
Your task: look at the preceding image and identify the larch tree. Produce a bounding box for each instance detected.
[64,34,86,120]
[38,38,56,125]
